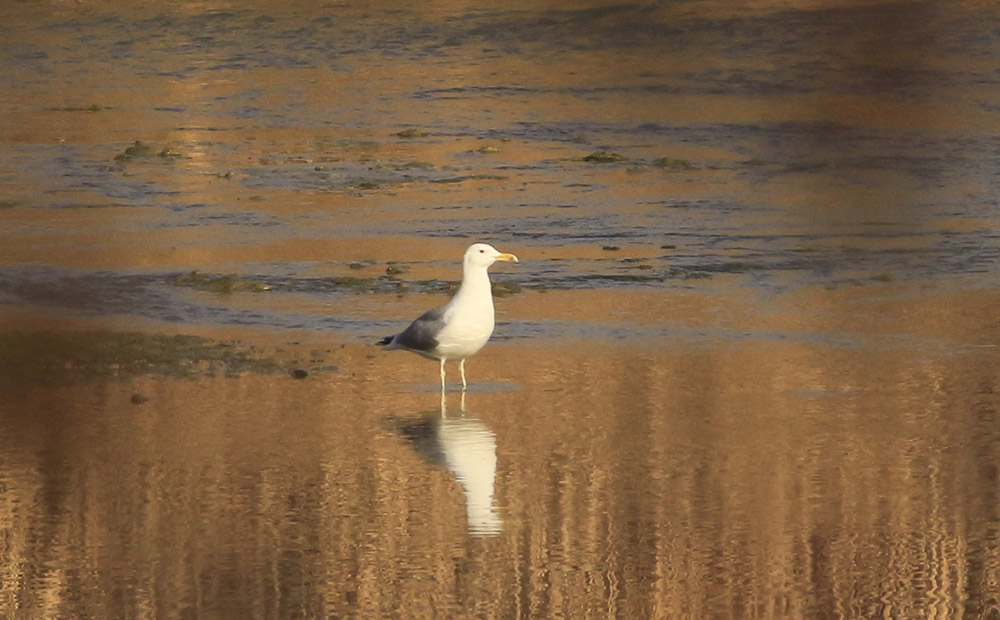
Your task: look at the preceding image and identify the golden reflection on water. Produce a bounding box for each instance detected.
[2,330,1000,618]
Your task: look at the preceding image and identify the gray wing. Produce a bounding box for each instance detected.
[392,306,447,353]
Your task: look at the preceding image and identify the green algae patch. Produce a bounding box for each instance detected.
[114,141,183,162]
[655,157,694,171]
[385,262,410,277]
[383,160,435,171]
[323,276,382,292]
[583,151,625,163]
[168,271,272,294]
[314,275,418,295]
[428,174,507,185]
[49,104,104,112]
[395,128,425,138]
[491,281,523,297]
[0,331,285,383]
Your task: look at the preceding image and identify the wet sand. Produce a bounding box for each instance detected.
[3,0,1000,617]
[3,284,1000,618]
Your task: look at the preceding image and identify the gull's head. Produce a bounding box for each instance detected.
[464,243,519,269]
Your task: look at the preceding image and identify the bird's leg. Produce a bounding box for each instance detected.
[440,358,447,392]
[459,359,467,390]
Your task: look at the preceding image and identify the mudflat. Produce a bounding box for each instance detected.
[2,1,1000,618]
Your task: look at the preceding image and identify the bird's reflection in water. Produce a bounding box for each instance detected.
[394,391,502,537]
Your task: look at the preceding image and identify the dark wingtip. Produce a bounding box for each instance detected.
[376,336,394,346]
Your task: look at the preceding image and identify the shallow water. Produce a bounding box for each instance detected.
[2,0,1000,618]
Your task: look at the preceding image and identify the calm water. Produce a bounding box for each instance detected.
[2,0,1000,618]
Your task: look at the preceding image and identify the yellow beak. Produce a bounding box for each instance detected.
[496,252,519,263]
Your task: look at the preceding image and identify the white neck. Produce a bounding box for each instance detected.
[455,263,494,305]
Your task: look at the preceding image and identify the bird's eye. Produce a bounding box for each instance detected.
[479,249,485,253]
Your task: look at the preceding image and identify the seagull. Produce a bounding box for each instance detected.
[378,243,519,391]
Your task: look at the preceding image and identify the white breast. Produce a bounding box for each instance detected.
[434,293,495,359]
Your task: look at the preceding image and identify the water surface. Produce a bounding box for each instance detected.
[2,1,1000,618]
